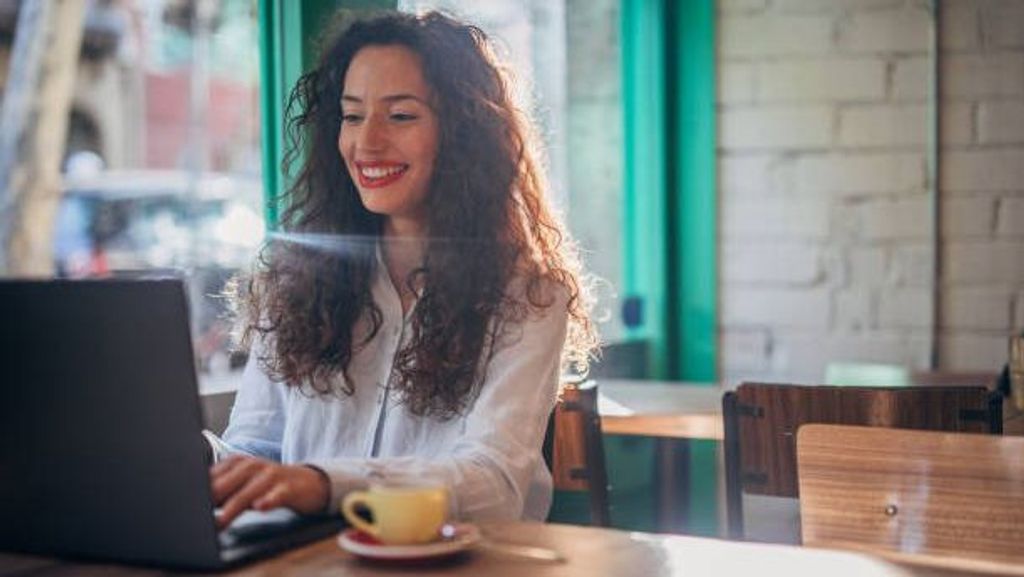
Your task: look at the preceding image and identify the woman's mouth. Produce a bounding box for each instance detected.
[354,162,409,189]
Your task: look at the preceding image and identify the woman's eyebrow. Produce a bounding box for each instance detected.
[341,93,426,106]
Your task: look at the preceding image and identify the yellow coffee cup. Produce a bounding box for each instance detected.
[341,482,449,545]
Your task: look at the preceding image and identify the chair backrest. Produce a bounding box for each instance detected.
[542,379,611,526]
[798,424,1024,567]
[722,382,1002,540]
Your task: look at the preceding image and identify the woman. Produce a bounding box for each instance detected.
[209,10,597,529]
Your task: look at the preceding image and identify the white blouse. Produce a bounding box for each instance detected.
[217,252,567,522]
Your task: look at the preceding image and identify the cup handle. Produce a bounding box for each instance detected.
[342,491,379,537]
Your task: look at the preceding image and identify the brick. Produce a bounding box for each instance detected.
[835,288,875,331]
[943,149,1024,192]
[945,241,1024,284]
[839,104,927,147]
[940,333,1011,371]
[722,242,821,284]
[771,0,903,12]
[719,0,769,14]
[838,7,932,54]
[997,197,1024,237]
[862,197,931,241]
[720,328,772,372]
[770,330,924,383]
[718,63,757,105]
[890,244,933,287]
[721,287,831,329]
[849,247,888,285]
[943,196,996,239]
[719,106,832,150]
[941,0,980,51]
[941,102,975,146]
[718,154,795,197]
[942,54,1024,99]
[721,198,830,240]
[796,153,925,196]
[1017,291,1024,329]
[978,101,1024,145]
[878,288,933,329]
[757,60,886,103]
[944,287,1012,331]
[761,330,830,383]
[891,57,930,101]
[719,15,834,58]
[983,1,1024,49]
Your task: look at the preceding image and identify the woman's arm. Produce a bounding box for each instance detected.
[218,342,288,461]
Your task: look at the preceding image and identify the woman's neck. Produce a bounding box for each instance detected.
[381,218,427,315]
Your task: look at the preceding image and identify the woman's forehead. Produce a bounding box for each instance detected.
[341,45,432,102]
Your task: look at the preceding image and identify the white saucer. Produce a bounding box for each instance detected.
[338,523,481,562]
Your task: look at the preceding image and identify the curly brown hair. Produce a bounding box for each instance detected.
[235,10,597,419]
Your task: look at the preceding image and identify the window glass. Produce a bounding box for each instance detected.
[10,0,265,390]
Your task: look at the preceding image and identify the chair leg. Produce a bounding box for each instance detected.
[723,391,744,539]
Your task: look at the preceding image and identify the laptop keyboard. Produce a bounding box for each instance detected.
[219,508,319,548]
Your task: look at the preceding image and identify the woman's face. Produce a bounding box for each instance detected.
[339,44,440,236]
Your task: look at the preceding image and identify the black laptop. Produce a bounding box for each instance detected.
[0,279,346,570]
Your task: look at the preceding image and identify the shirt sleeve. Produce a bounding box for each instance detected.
[308,284,568,522]
[218,341,287,462]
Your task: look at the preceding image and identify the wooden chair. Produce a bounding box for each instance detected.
[797,424,1024,568]
[722,382,1002,541]
[543,379,611,526]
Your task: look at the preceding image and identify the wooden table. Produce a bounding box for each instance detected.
[598,380,724,440]
[1,521,1007,577]
[596,380,725,533]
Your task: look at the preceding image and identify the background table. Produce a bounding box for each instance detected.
[596,380,724,533]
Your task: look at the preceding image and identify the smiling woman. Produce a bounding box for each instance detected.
[205,11,599,529]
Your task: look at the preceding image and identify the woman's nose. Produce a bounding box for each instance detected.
[357,117,387,151]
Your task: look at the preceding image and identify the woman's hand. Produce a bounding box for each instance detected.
[210,455,330,529]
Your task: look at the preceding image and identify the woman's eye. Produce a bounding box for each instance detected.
[391,112,418,122]
[341,113,363,124]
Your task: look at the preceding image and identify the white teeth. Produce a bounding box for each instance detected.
[360,165,405,179]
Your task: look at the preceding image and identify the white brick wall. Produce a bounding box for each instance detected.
[944,149,1024,192]
[757,60,886,103]
[944,287,1013,331]
[861,196,931,241]
[839,105,928,147]
[795,153,925,196]
[996,197,1024,237]
[719,16,834,58]
[722,287,831,329]
[719,106,833,149]
[718,0,1024,382]
[878,288,933,329]
[942,54,1024,99]
[722,243,821,284]
[978,101,1024,144]
[1017,290,1024,329]
[945,241,1024,285]
[942,196,996,239]
[838,7,931,54]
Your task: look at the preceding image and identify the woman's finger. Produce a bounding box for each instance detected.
[216,466,279,529]
[211,457,263,505]
[252,483,289,511]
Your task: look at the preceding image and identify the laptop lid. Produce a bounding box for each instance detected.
[0,279,228,569]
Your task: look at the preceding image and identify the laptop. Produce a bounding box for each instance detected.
[0,278,346,570]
